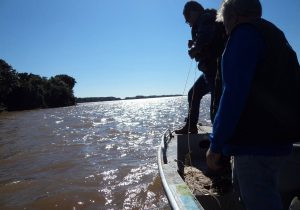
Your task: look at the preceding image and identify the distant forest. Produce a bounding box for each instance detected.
[0,59,183,111]
[76,97,121,103]
[76,95,182,103]
[0,59,76,111]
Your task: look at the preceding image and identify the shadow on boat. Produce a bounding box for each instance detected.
[158,126,300,210]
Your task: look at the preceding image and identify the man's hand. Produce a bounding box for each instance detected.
[206,148,222,170]
[188,48,199,59]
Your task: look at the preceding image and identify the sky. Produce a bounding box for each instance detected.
[1,0,300,99]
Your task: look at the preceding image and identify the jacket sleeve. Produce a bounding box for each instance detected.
[193,13,216,50]
[210,24,266,153]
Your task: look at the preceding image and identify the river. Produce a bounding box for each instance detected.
[0,96,211,210]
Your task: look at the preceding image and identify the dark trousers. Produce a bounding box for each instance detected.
[187,73,215,125]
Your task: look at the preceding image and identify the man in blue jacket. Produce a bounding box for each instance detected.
[206,0,300,209]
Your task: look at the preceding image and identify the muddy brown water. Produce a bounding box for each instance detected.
[0,96,210,210]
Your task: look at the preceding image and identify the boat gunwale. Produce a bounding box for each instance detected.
[158,129,204,210]
[158,129,181,210]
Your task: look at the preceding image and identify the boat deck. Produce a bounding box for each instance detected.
[159,125,300,210]
[159,126,243,210]
[176,127,243,210]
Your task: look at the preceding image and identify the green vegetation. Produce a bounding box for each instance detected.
[0,59,183,110]
[0,59,76,111]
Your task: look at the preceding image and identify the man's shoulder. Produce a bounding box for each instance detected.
[198,9,216,23]
[193,10,216,33]
[203,9,217,16]
[232,24,261,38]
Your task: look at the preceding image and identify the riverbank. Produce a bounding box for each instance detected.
[75,94,182,103]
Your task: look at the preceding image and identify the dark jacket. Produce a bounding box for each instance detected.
[229,19,300,146]
[191,9,227,75]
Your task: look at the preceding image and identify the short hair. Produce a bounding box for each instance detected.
[183,1,204,18]
[216,0,262,22]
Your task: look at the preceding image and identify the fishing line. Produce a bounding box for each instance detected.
[171,59,195,132]
[186,61,199,168]
[171,58,199,170]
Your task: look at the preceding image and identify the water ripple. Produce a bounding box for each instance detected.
[0,96,211,209]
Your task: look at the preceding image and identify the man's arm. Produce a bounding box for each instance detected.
[189,13,216,59]
[209,24,266,154]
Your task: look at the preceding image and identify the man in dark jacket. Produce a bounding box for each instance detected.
[207,0,300,209]
[175,1,226,134]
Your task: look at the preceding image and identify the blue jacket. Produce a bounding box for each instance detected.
[210,20,300,156]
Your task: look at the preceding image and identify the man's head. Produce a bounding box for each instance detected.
[216,0,262,34]
[183,1,204,27]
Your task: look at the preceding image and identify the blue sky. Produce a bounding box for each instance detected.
[1,0,300,98]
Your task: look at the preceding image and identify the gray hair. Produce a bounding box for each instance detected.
[216,0,262,22]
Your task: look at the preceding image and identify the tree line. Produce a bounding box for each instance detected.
[124,94,182,100]
[0,59,76,111]
[76,95,183,103]
[76,97,121,103]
